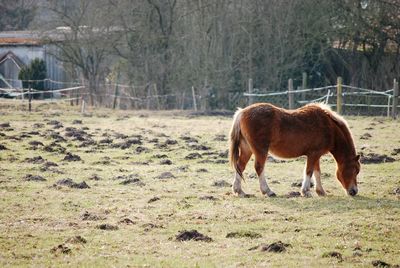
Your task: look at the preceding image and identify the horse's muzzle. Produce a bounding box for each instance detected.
[348,187,358,196]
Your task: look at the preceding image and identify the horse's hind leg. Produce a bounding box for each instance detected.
[254,152,276,197]
[302,155,318,197]
[313,159,326,196]
[232,140,252,197]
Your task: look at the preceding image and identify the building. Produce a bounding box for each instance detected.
[0,31,68,91]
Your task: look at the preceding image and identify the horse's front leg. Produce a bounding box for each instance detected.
[313,160,326,196]
[302,156,318,197]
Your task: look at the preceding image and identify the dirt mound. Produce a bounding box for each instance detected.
[72,120,82,124]
[148,196,160,203]
[360,133,372,140]
[65,235,87,244]
[322,251,343,261]
[63,152,81,162]
[212,180,231,187]
[119,178,145,186]
[43,142,66,153]
[24,174,46,182]
[113,138,142,149]
[226,231,262,239]
[286,191,301,198]
[119,218,136,225]
[89,174,102,181]
[175,230,212,242]
[0,144,8,150]
[155,172,176,180]
[391,148,400,156]
[25,156,46,164]
[135,146,149,153]
[81,211,105,221]
[55,178,90,189]
[199,195,219,201]
[185,152,202,160]
[360,153,395,164]
[99,138,113,144]
[50,244,71,254]
[250,241,291,252]
[214,134,226,141]
[160,159,172,165]
[97,224,119,230]
[0,122,11,128]
[28,140,44,147]
[371,260,391,267]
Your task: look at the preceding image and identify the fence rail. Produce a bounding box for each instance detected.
[0,77,399,118]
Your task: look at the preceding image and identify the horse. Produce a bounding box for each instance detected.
[229,102,360,197]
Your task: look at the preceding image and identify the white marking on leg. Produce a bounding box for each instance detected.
[232,172,246,197]
[259,171,275,197]
[313,170,326,196]
[301,169,312,197]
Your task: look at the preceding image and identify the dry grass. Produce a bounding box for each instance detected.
[0,103,399,267]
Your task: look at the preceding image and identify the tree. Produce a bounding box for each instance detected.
[0,0,38,31]
[18,58,47,91]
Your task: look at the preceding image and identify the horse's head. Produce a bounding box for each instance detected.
[336,155,361,196]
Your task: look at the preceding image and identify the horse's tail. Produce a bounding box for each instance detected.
[229,108,244,179]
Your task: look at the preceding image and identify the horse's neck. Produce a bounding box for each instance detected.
[331,123,356,164]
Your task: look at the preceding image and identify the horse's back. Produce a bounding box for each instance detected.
[239,103,335,158]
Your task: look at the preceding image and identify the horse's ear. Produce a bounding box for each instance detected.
[355,155,360,161]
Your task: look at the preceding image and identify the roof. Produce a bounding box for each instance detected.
[0,31,42,45]
[0,51,25,68]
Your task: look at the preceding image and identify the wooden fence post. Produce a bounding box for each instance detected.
[393,78,399,119]
[302,72,307,101]
[192,86,197,111]
[248,78,254,106]
[28,87,32,112]
[337,77,343,115]
[153,83,160,110]
[112,82,119,109]
[81,98,86,114]
[288,78,294,109]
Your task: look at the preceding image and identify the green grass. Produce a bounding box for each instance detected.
[0,103,399,267]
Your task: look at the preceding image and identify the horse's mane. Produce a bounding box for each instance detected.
[311,103,356,154]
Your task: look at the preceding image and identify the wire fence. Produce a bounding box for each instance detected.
[0,77,399,117]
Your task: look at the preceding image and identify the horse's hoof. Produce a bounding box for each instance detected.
[316,189,326,196]
[267,192,277,197]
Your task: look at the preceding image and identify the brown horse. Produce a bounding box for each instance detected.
[229,102,360,197]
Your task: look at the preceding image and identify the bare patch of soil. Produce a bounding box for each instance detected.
[0,122,11,128]
[24,174,46,182]
[196,168,208,173]
[175,230,213,242]
[43,142,66,153]
[391,148,400,156]
[214,134,226,141]
[135,146,149,153]
[360,153,395,164]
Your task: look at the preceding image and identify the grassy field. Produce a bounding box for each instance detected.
[0,103,399,267]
